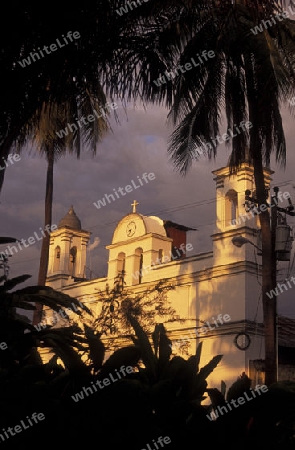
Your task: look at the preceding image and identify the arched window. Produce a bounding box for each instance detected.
[53,246,61,272]
[139,253,143,282]
[133,247,143,285]
[117,252,126,276]
[225,189,238,224]
[69,246,77,275]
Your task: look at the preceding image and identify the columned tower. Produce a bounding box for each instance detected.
[211,162,273,266]
[46,206,91,289]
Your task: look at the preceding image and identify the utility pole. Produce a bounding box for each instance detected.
[244,187,294,386]
[269,187,278,384]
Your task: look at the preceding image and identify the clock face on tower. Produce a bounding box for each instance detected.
[126,221,136,237]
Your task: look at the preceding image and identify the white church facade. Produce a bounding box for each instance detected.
[45,162,275,390]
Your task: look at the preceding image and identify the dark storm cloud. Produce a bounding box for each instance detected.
[1,103,295,317]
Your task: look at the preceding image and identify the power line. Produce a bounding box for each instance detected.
[6,178,295,267]
[86,179,295,231]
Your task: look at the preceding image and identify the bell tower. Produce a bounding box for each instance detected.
[106,202,173,286]
[46,206,91,289]
[211,162,273,266]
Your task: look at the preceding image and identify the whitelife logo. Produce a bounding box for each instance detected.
[153,50,215,87]
[55,102,118,138]
[17,31,81,68]
[0,153,21,170]
[93,172,156,210]
[170,313,231,351]
[71,365,133,402]
[266,277,295,299]
[230,190,290,226]
[33,300,85,331]
[116,0,150,16]
[0,413,45,443]
[0,342,7,351]
[0,224,58,261]
[206,384,268,421]
[141,436,171,450]
[195,121,253,158]
[250,5,295,35]
[132,243,194,281]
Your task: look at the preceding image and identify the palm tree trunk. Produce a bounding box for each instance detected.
[33,146,54,325]
[0,129,22,194]
[252,150,278,386]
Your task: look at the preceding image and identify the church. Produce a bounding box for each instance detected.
[44,161,294,390]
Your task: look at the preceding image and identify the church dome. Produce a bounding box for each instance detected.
[110,212,167,245]
[58,205,81,230]
[141,215,166,236]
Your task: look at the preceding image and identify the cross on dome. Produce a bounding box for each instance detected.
[131,200,139,213]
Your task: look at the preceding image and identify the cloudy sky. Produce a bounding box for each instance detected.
[1,100,295,318]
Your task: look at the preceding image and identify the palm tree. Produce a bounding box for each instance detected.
[0,0,134,193]
[136,0,294,386]
[1,1,188,324]
[0,2,120,323]
[10,83,111,326]
[29,93,110,324]
[101,0,295,386]
[2,0,293,380]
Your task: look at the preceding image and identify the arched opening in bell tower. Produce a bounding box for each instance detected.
[133,247,143,284]
[225,189,238,224]
[69,246,77,276]
[53,246,61,272]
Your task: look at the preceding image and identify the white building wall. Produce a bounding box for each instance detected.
[45,162,271,391]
